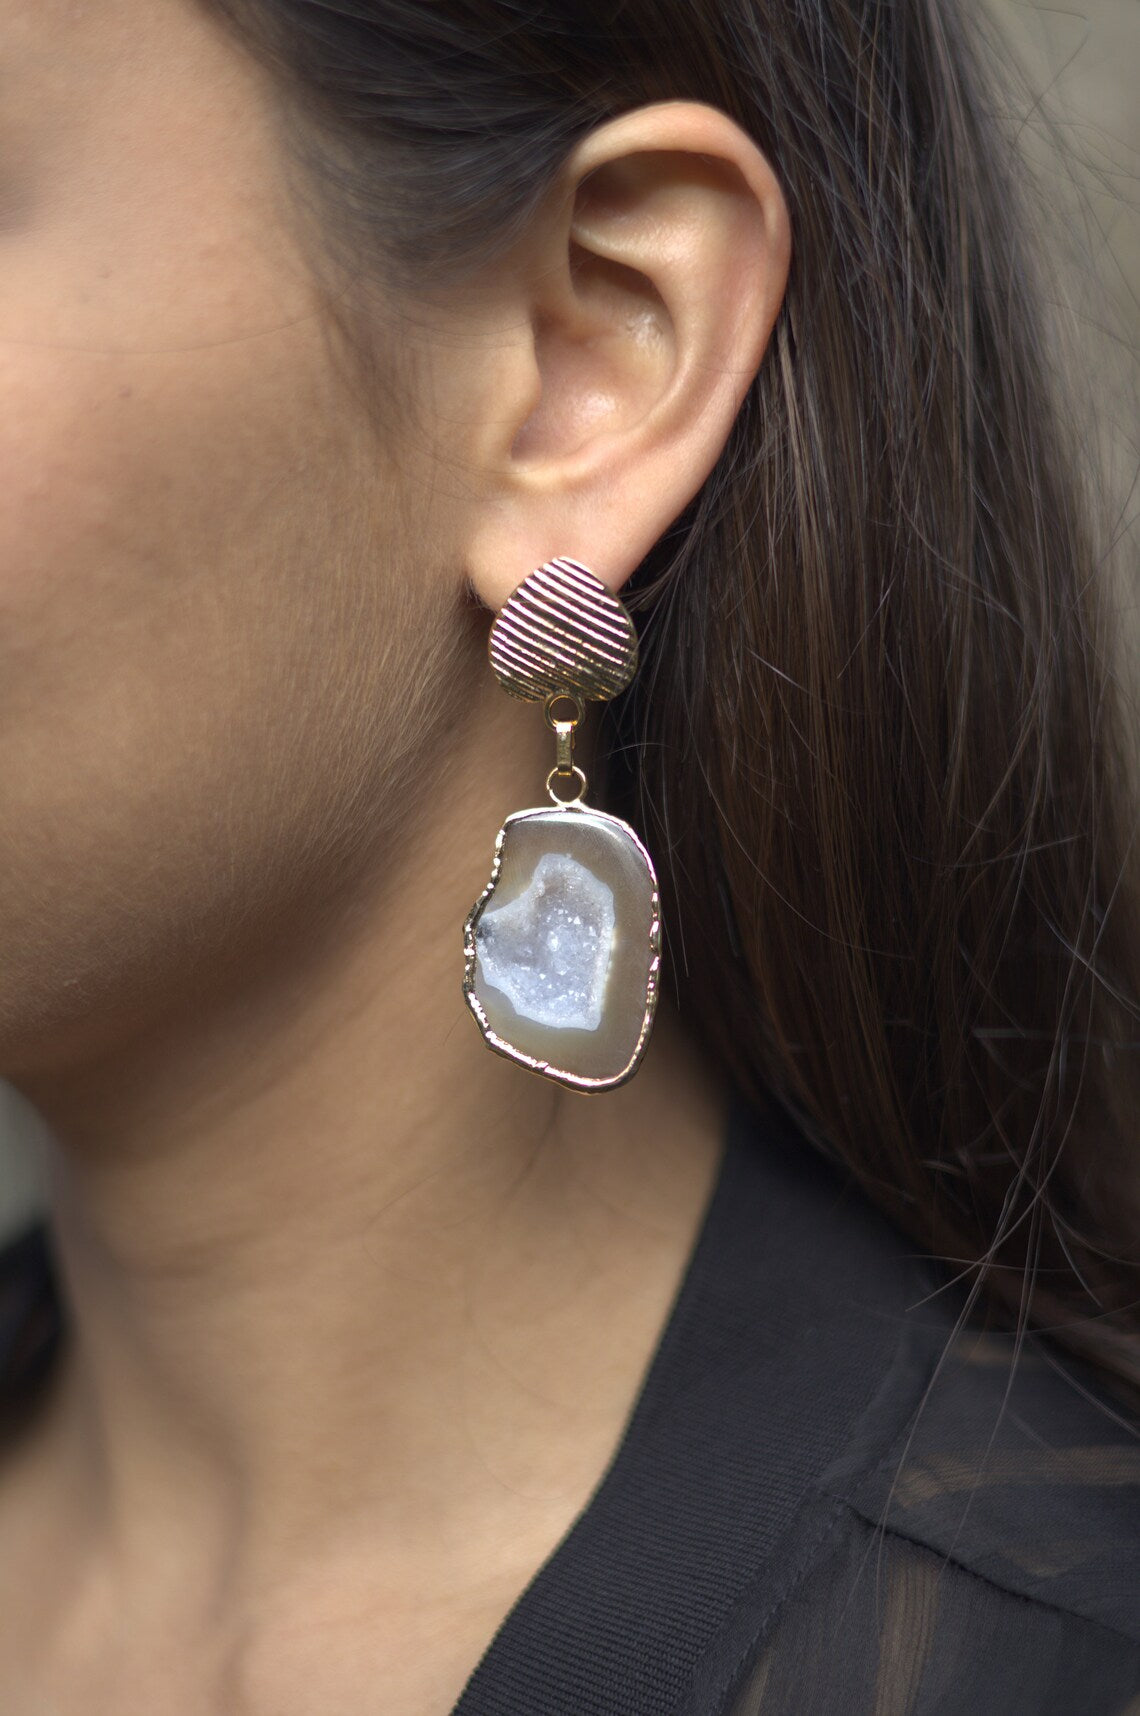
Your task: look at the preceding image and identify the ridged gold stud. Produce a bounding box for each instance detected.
[488,558,638,703]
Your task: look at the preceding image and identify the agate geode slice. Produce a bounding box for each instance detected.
[463,806,661,1090]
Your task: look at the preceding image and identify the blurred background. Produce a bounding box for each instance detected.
[1,0,1138,1240]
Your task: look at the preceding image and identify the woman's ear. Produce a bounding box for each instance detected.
[458,100,791,611]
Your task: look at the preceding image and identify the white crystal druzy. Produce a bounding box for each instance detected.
[475,851,616,1032]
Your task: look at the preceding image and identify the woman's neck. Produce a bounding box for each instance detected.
[2,733,728,1651]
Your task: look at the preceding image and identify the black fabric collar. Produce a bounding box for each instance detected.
[450,1089,929,1715]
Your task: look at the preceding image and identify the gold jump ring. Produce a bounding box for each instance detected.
[546,764,588,806]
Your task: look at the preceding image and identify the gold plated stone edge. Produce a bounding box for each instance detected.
[461,806,662,1093]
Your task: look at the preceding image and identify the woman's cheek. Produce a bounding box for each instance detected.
[0,352,164,677]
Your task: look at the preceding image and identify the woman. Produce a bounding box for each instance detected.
[0,0,1137,1708]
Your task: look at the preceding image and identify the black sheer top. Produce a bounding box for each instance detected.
[2,1091,1138,1713]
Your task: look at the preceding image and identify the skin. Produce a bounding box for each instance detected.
[0,0,791,1709]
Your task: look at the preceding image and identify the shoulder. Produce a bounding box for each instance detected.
[751,1331,1140,1716]
[690,1099,1140,1713]
[828,1312,1140,1645]
[727,1095,1140,1642]
[719,1094,1140,1632]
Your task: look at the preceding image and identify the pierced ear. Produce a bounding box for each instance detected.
[463,101,791,612]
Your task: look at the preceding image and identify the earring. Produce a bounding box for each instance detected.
[462,558,661,1092]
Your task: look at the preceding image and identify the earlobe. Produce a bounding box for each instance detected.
[463,101,790,612]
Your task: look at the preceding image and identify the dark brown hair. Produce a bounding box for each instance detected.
[203,0,1140,1398]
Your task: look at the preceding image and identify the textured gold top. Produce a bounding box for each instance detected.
[488,558,638,703]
